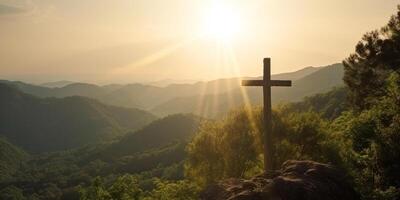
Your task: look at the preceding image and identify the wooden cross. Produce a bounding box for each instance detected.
[241,58,292,171]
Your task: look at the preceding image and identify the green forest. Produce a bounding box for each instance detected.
[1,5,400,200]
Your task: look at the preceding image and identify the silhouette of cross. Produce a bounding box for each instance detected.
[242,58,292,171]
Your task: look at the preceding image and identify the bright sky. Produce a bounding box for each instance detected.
[0,0,398,84]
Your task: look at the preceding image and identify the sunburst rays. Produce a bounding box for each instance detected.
[191,40,259,136]
[112,37,198,75]
[108,15,257,129]
[224,43,258,131]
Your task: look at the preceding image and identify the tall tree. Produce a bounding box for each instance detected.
[343,5,400,110]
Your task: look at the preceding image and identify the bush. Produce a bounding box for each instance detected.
[185,106,342,185]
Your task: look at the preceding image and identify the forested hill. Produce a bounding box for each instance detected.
[285,87,348,119]
[0,84,156,153]
[0,138,28,182]
[0,114,201,199]
[103,114,201,158]
[93,114,202,175]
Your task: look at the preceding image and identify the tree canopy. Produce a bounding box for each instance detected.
[343,5,400,110]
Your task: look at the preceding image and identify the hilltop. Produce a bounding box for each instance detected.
[0,84,155,152]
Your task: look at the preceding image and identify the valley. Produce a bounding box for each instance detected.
[0,64,347,199]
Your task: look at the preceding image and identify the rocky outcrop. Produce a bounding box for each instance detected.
[200,160,359,200]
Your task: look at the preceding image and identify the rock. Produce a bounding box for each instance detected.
[200,160,359,200]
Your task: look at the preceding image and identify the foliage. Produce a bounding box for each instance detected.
[0,114,199,200]
[79,175,143,200]
[343,5,400,110]
[186,74,399,198]
[186,108,262,185]
[285,87,348,119]
[0,186,26,200]
[0,138,28,181]
[186,106,342,185]
[332,73,400,199]
[341,6,400,198]
[79,176,200,200]
[274,109,342,166]
[142,179,200,200]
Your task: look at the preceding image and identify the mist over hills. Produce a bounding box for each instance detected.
[146,79,199,87]
[40,80,76,88]
[0,84,155,153]
[0,63,342,118]
[152,63,344,117]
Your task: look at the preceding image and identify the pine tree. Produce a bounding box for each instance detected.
[343,5,400,110]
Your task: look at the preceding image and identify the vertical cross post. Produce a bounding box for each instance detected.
[241,58,292,172]
[263,58,274,171]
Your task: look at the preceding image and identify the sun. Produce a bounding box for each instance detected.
[202,3,242,41]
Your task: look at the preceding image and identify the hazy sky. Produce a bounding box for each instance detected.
[0,0,398,84]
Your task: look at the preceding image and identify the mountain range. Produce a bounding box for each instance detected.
[0,63,343,118]
[0,62,344,154]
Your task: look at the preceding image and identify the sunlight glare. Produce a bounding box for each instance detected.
[202,3,242,41]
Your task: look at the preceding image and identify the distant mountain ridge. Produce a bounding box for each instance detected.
[40,80,76,88]
[270,66,322,80]
[0,64,343,117]
[151,63,344,117]
[146,79,199,87]
[0,84,156,153]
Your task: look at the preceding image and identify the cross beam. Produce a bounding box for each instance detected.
[242,80,292,87]
[241,58,292,171]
